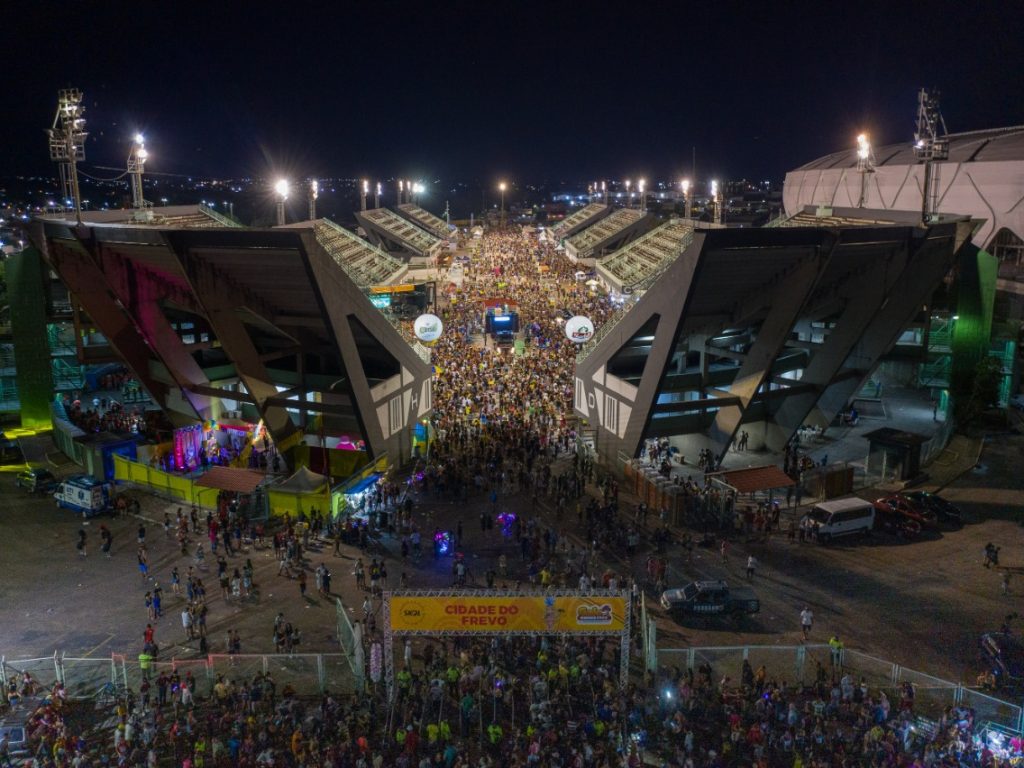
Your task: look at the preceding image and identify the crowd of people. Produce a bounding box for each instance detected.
[7,229,1021,768]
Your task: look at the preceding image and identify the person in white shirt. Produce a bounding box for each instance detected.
[800,606,813,639]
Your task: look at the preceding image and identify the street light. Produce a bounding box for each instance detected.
[638,178,646,213]
[274,178,289,226]
[375,182,382,209]
[681,179,691,219]
[709,180,720,224]
[499,182,507,223]
[128,133,148,210]
[361,179,369,211]
[624,179,631,209]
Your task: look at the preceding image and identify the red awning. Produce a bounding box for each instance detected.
[195,466,266,494]
[708,465,795,494]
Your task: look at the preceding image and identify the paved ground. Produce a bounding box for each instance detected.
[0,427,1020,691]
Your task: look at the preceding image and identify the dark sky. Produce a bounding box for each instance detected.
[6,1,1024,185]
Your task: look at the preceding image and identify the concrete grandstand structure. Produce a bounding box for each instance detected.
[596,218,695,293]
[564,208,650,264]
[783,126,1024,314]
[28,207,432,462]
[545,203,610,244]
[573,209,976,464]
[354,207,444,264]
[395,203,449,239]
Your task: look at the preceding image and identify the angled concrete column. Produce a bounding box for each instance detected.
[182,253,302,458]
[709,252,826,460]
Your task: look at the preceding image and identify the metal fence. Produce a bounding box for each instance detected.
[656,645,1024,733]
[2,651,356,700]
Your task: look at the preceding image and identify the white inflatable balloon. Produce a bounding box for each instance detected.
[413,314,444,343]
[564,315,594,343]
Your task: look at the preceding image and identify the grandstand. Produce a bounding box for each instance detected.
[573,210,975,464]
[395,203,449,239]
[311,219,407,289]
[38,204,242,229]
[30,215,432,461]
[545,203,610,244]
[355,207,444,263]
[596,218,694,293]
[564,208,650,264]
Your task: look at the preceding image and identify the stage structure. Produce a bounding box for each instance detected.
[381,589,631,699]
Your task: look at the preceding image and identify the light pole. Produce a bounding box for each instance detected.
[681,179,691,219]
[309,180,318,220]
[638,178,646,213]
[709,180,721,224]
[856,133,874,208]
[274,179,289,226]
[602,180,608,205]
[361,179,368,211]
[499,182,507,224]
[128,133,148,210]
[375,182,382,209]
[624,179,631,209]
[398,180,404,205]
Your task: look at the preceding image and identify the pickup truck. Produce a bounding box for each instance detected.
[660,580,760,620]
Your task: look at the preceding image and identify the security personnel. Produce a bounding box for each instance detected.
[828,635,844,667]
[138,650,153,681]
[487,722,503,748]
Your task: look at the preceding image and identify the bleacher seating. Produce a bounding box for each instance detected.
[598,219,694,289]
[548,203,608,241]
[397,203,448,238]
[567,208,644,256]
[774,210,897,228]
[362,208,442,255]
[313,219,407,288]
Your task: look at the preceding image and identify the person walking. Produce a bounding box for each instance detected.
[76,528,87,557]
[746,555,757,581]
[720,539,728,563]
[100,525,113,557]
[297,569,307,598]
[1001,571,1011,595]
[800,606,813,640]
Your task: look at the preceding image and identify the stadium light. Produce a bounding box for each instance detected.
[856,133,871,160]
[309,179,319,220]
[374,182,381,209]
[274,178,289,226]
[399,179,404,204]
[710,180,721,224]
[128,132,148,210]
[681,179,691,219]
[624,179,631,209]
[361,179,368,211]
[638,178,646,212]
[499,182,507,220]
[134,133,145,144]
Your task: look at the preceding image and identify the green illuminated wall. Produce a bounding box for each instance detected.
[951,246,997,388]
[8,248,55,428]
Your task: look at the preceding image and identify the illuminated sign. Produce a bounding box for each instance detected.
[389,594,627,633]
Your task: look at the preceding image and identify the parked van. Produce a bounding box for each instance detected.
[801,497,874,543]
[54,474,112,517]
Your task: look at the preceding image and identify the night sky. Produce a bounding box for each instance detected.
[6,1,1024,186]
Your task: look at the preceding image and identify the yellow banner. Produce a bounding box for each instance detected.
[389,595,627,633]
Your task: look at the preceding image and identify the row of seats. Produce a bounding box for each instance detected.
[570,208,643,251]
[397,204,448,237]
[314,222,405,287]
[549,203,606,239]
[601,221,693,283]
[364,208,440,251]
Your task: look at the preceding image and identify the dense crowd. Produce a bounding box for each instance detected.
[9,648,1020,768]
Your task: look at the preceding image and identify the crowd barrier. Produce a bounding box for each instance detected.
[0,651,357,699]
[656,644,1024,733]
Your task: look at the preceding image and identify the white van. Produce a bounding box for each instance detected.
[801,497,874,543]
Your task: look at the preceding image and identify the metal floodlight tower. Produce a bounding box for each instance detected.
[128,133,149,210]
[47,88,88,223]
[602,180,608,205]
[398,180,404,205]
[274,178,289,226]
[499,181,507,222]
[681,179,692,219]
[309,179,319,220]
[855,133,875,208]
[624,179,631,209]
[638,178,646,213]
[913,88,949,222]
[375,182,381,209]
[710,179,721,224]
[360,179,368,211]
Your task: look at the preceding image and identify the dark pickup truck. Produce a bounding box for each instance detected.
[660,580,760,620]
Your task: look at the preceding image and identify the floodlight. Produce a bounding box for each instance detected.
[710,180,718,198]
[376,182,382,195]
[362,179,369,194]
[312,180,319,198]
[135,133,145,144]
[499,182,507,192]
[681,179,690,194]
[274,179,289,199]
[137,148,148,161]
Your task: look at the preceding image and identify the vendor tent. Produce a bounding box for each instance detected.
[267,466,330,519]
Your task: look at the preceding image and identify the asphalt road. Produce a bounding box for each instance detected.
[0,432,1020,691]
